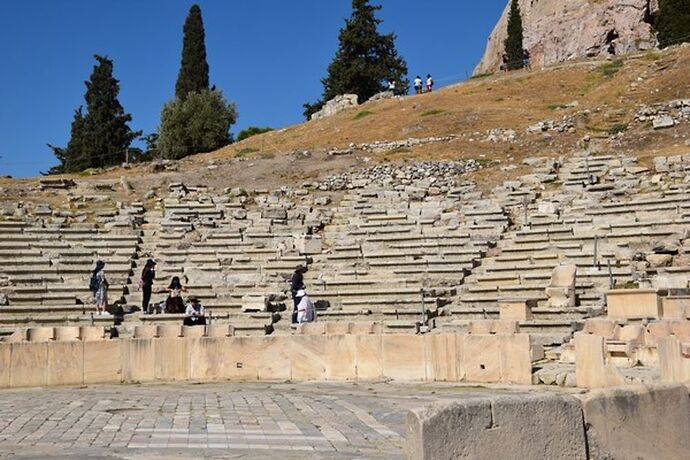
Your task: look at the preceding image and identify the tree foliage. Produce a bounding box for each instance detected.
[158,89,237,160]
[236,126,273,142]
[656,0,690,48]
[175,4,210,100]
[504,0,525,70]
[303,0,408,119]
[48,55,140,173]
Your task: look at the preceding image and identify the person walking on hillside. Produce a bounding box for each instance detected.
[522,49,532,71]
[426,74,434,92]
[501,53,509,73]
[90,260,109,316]
[388,79,396,93]
[140,259,156,313]
[290,265,308,324]
[414,75,423,94]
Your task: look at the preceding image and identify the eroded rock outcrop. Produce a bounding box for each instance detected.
[474,0,658,75]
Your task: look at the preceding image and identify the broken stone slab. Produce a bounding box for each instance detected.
[653,115,675,129]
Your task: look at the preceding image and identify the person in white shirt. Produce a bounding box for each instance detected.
[184,296,206,326]
[295,290,316,323]
[388,79,396,92]
[414,76,423,94]
[426,74,434,92]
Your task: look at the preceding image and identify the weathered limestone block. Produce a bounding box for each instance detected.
[607,289,661,319]
[10,342,48,388]
[382,335,426,381]
[258,336,291,381]
[242,294,269,313]
[182,326,205,338]
[84,340,122,384]
[662,296,690,319]
[121,338,155,383]
[205,324,230,338]
[425,334,460,382]
[48,341,83,386]
[499,299,535,321]
[463,335,501,383]
[53,327,80,341]
[0,344,10,388]
[291,335,327,380]
[325,335,357,380]
[310,94,358,120]
[355,334,383,380]
[574,332,625,388]
[546,265,577,308]
[295,234,322,255]
[157,324,181,338]
[133,325,157,339]
[576,385,690,460]
[658,336,690,383]
[154,338,189,381]
[583,318,619,338]
[79,326,104,341]
[406,393,587,460]
[26,327,53,343]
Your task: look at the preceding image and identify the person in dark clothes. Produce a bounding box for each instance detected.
[290,265,308,324]
[140,259,156,313]
[166,276,187,313]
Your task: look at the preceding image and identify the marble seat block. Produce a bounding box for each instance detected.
[607,289,661,319]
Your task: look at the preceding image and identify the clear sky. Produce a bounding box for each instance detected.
[0,0,506,177]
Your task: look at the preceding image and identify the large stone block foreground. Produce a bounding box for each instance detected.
[406,384,690,460]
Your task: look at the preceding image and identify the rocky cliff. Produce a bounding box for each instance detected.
[474,0,659,75]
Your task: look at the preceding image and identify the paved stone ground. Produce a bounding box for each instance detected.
[0,382,512,459]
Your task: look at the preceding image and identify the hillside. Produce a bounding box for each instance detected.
[1,44,689,202]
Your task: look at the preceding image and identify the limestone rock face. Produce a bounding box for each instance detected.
[474,0,658,75]
[310,94,358,121]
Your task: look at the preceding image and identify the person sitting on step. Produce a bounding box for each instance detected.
[165,276,187,314]
[183,296,206,326]
[295,290,316,324]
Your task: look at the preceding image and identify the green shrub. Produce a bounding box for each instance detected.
[237,126,273,142]
[353,110,373,120]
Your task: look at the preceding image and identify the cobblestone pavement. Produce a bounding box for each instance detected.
[0,382,508,459]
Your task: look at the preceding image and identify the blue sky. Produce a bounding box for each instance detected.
[0,0,506,177]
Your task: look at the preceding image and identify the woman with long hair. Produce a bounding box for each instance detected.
[166,276,187,313]
[140,259,156,313]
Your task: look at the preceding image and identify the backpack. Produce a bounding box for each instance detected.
[89,273,100,293]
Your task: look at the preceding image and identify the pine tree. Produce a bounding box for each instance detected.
[48,55,140,173]
[304,0,409,119]
[504,0,525,71]
[656,0,690,48]
[175,4,210,100]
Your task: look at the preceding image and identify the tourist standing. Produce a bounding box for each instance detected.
[501,53,509,73]
[90,260,109,316]
[523,49,531,70]
[290,265,307,323]
[388,79,396,92]
[140,259,156,313]
[414,75,423,94]
[426,74,434,92]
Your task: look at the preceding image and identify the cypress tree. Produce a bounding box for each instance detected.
[656,0,690,48]
[304,0,409,119]
[48,55,140,173]
[175,4,210,100]
[504,0,525,71]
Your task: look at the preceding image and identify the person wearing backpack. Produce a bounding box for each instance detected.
[140,259,156,313]
[90,260,109,316]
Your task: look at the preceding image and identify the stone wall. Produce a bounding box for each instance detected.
[406,384,690,460]
[0,330,535,389]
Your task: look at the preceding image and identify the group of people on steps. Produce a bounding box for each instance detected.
[89,259,205,326]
